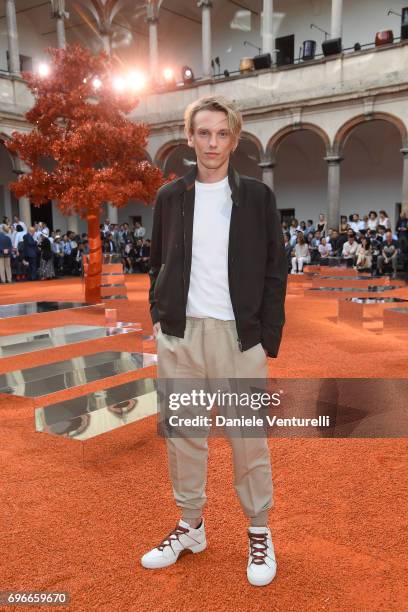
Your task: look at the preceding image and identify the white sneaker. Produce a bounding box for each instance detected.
[247,527,277,586]
[140,519,207,569]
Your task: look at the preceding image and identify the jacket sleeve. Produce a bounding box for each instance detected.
[148,192,163,325]
[260,187,288,358]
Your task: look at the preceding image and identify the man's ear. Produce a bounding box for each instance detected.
[186,130,194,148]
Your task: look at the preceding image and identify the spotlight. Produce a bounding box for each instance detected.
[127,70,146,91]
[163,67,175,83]
[181,65,194,84]
[92,77,102,90]
[38,63,50,77]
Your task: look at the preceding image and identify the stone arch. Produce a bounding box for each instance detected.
[154,139,189,167]
[333,112,408,154]
[237,131,263,157]
[0,132,19,172]
[266,123,331,158]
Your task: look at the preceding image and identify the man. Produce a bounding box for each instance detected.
[0,225,13,283]
[328,228,342,257]
[12,215,27,234]
[134,221,146,239]
[342,230,359,267]
[141,95,287,587]
[23,227,39,280]
[377,230,399,278]
[349,213,365,234]
[304,219,315,238]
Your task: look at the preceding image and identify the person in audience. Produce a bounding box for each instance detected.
[316,213,327,237]
[133,239,146,272]
[12,215,27,234]
[283,232,292,271]
[23,226,39,281]
[367,211,378,231]
[348,214,361,234]
[103,232,116,254]
[378,210,391,230]
[395,210,408,254]
[355,236,372,272]
[310,230,322,263]
[318,237,332,265]
[341,231,358,267]
[376,225,387,241]
[291,234,310,273]
[299,220,306,233]
[0,224,13,283]
[328,229,342,256]
[38,235,55,280]
[304,219,315,238]
[134,221,146,239]
[377,230,399,278]
[11,224,26,249]
[123,240,136,273]
[288,218,300,245]
[52,236,65,276]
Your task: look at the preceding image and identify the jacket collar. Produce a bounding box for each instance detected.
[181,161,240,206]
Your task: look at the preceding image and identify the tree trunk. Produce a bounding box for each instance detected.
[85,210,102,303]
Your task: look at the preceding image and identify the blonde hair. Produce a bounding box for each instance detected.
[184,95,242,141]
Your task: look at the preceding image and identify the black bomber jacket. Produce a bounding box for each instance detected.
[148,162,288,357]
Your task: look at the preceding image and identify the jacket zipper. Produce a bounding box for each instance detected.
[181,196,186,308]
[228,202,243,352]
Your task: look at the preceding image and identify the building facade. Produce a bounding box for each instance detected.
[1,0,408,237]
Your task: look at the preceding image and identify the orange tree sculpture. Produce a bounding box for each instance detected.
[5,44,164,302]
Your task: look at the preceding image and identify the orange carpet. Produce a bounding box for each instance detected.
[1,275,407,612]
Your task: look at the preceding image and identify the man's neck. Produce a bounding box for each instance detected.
[196,159,229,184]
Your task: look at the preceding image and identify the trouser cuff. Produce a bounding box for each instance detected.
[181,508,203,520]
[249,510,269,527]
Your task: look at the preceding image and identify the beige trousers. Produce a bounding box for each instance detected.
[0,257,12,283]
[157,317,273,526]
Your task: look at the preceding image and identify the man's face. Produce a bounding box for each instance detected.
[187,110,237,171]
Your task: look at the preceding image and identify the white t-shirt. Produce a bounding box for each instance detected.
[186,176,235,320]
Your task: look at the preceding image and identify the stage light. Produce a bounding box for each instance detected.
[163,68,174,82]
[38,63,50,77]
[163,68,175,83]
[127,70,146,91]
[113,76,126,92]
[181,65,194,84]
[92,77,102,90]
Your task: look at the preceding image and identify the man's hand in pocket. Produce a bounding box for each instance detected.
[153,322,161,340]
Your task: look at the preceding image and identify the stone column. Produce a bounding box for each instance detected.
[258,157,276,191]
[5,0,20,74]
[324,155,343,231]
[262,0,275,63]
[18,195,31,228]
[198,0,212,79]
[400,148,408,214]
[146,3,159,77]
[331,0,343,39]
[3,186,12,221]
[51,0,69,49]
[107,203,118,225]
[67,215,79,234]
